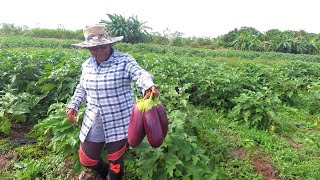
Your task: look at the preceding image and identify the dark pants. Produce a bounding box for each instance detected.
[79,139,127,179]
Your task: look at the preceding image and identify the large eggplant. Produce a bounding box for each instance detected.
[128,104,145,148]
[143,106,164,148]
[155,104,168,138]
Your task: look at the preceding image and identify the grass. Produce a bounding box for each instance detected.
[191,106,320,179]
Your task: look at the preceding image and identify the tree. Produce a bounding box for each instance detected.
[0,23,27,36]
[100,14,151,43]
[230,31,263,51]
[220,26,261,48]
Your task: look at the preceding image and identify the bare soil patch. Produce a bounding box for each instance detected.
[0,151,18,169]
[284,136,303,149]
[250,149,281,180]
[231,148,246,159]
[0,122,33,140]
[0,122,33,171]
[69,169,95,180]
[232,148,281,180]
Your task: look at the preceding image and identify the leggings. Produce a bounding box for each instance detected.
[79,139,127,175]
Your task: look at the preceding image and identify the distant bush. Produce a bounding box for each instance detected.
[1,22,319,55]
[0,23,83,40]
[0,23,27,36]
[145,31,217,49]
[23,28,83,40]
[0,36,79,48]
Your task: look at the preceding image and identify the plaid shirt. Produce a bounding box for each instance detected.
[67,49,154,143]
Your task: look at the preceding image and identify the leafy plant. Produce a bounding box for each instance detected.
[101,13,151,43]
[130,109,215,179]
[14,154,70,180]
[0,91,41,134]
[33,102,85,172]
[229,88,282,130]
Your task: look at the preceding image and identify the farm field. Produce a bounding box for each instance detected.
[1,37,320,179]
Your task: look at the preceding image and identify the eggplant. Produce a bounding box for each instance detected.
[128,104,145,148]
[143,106,164,148]
[155,104,168,138]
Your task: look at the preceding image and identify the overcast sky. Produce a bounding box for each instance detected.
[0,0,319,37]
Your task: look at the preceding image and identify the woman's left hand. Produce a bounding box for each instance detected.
[144,85,159,99]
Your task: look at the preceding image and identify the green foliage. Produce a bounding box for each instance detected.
[115,43,320,62]
[33,102,84,172]
[101,14,151,43]
[297,81,320,115]
[1,22,320,54]
[0,49,87,135]
[0,23,26,36]
[2,42,320,179]
[0,36,79,48]
[0,91,41,134]
[130,109,215,179]
[23,28,83,40]
[13,154,70,180]
[0,23,83,40]
[229,88,282,130]
[219,27,320,54]
[221,159,263,180]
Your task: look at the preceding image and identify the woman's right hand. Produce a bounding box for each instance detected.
[66,108,78,126]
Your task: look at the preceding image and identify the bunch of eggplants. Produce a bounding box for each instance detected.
[128,94,168,148]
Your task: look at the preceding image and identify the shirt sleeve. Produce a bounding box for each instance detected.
[125,56,154,95]
[66,67,87,111]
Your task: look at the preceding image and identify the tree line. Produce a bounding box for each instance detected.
[1,14,320,54]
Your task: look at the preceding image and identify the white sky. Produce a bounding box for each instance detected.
[0,0,319,37]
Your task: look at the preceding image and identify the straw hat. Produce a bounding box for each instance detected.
[72,24,123,48]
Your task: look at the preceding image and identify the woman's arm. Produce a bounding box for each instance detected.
[125,56,155,96]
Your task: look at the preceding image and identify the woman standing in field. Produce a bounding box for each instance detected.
[66,24,158,180]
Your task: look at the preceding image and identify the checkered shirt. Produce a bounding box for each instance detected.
[67,50,154,143]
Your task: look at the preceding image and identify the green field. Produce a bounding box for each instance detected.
[1,37,320,180]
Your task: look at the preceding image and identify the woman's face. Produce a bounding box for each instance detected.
[89,44,111,63]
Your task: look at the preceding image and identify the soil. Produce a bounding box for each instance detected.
[2,123,283,179]
[69,169,95,180]
[0,122,33,172]
[232,148,281,180]
[0,122,33,140]
[284,136,303,149]
[250,149,281,180]
[0,122,98,179]
[231,148,246,159]
[0,151,18,169]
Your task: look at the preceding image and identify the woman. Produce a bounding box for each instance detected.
[66,24,158,180]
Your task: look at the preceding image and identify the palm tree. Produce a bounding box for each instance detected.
[100,14,151,43]
[265,30,295,53]
[230,31,263,51]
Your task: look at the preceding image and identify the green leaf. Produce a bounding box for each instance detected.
[192,155,200,165]
[0,118,12,135]
[14,161,26,169]
[165,153,182,176]
[0,108,4,117]
[41,83,56,91]
[44,63,54,72]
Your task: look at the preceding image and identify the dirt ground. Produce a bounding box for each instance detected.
[0,123,32,170]
[2,123,285,179]
[0,122,32,140]
[232,148,281,180]
[0,123,97,179]
[0,152,17,169]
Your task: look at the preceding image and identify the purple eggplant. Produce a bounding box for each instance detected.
[155,104,168,138]
[143,106,164,148]
[128,104,145,148]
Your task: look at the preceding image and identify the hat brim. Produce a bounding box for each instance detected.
[72,36,124,48]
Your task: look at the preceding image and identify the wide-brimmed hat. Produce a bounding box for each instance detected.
[72,24,123,48]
